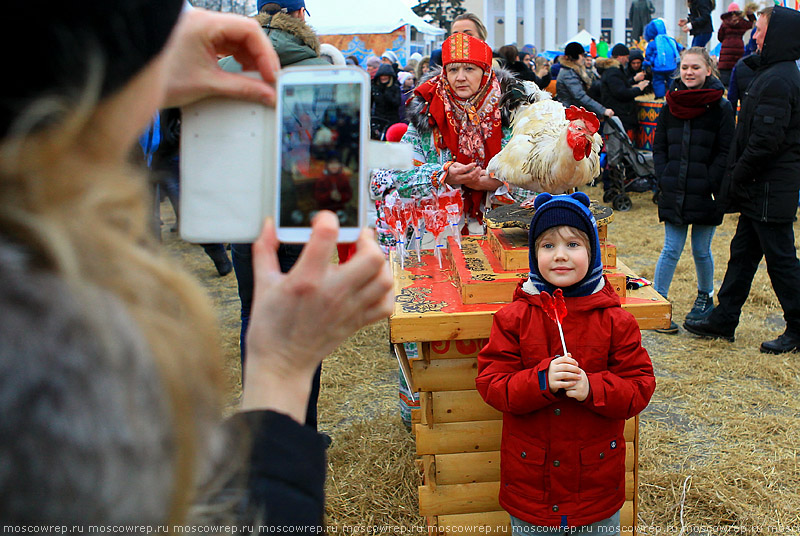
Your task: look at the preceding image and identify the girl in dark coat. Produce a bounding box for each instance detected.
[370,63,401,138]
[679,0,715,48]
[717,2,757,87]
[652,47,735,333]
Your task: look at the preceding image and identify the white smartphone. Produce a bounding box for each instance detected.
[274,66,370,243]
[180,76,275,244]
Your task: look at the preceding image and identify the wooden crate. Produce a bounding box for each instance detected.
[404,337,641,533]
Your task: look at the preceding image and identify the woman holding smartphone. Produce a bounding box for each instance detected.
[0,1,392,528]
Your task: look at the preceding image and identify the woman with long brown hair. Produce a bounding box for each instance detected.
[0,1,392,528]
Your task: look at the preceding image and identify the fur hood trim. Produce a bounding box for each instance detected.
[559,56,594,87]
[406,66,524,134]
[595,57,620,70]
[256,12,320,56]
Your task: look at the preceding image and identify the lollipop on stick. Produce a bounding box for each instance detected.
[400,198,417,262]
[422,206,447,268]
[439,187,464,248]
[383,195,404,267]
[540,288,568,355]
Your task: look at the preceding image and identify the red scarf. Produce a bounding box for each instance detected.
[665,88,724,119]
[414,71,503,223]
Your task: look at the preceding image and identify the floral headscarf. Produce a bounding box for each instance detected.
[414,33,503,168]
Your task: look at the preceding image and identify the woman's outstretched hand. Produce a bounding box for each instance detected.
[241,212,394,422]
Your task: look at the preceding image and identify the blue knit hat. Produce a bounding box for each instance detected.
[528,192,604,297]
[258,0,310,15]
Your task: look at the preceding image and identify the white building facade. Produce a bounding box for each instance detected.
[460,0,729,53]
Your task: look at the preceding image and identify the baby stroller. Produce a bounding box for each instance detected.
[601,116,656,212]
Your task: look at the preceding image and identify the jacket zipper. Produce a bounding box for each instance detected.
[762,182,769,222]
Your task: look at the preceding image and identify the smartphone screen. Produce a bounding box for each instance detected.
[276,67,368,241]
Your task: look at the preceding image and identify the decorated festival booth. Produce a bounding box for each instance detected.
[388,202,670,534]
[306,0,445,66]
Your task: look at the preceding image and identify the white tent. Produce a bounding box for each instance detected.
[306,0,445,36]
[562,29,596,49]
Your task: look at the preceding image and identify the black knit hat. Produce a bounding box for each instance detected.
[629,48,645,62]
[564,42,586,60]
[611,43,631,57]
[1,0,184,138]
[528,192,604,297]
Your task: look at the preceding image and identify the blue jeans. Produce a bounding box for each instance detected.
[692,32,712,48]
[510,510,620,536]
[653,222,716,299]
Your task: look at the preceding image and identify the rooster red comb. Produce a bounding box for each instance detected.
[565,106,600,135]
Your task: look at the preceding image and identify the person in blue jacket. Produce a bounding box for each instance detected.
[645,19,683,98]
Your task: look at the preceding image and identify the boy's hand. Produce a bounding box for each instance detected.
[565,368,590,402]
[548,354,582,393]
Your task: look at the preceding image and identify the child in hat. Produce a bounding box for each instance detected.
[476,192,655,534]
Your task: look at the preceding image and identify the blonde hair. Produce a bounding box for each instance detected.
[680,46,720,79]
[534,225,590,253]
[452,13,488,41]
[0,70,227,524]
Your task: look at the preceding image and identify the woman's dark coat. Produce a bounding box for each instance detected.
[717,12,755,71]
[653,77,735,226]
[371,64,401,124]
[599,58,646,132]
[687,0,714,36]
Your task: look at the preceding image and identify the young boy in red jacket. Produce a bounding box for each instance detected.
[476,192,656,535]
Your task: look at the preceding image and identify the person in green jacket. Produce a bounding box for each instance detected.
[220,0,331,440]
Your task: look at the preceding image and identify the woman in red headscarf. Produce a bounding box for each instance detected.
[370,33,533,237]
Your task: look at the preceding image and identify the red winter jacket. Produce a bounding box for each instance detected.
[476,280,655,528]
[717,12,755,71]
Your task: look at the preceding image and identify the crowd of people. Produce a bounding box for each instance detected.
[3,0,800,534]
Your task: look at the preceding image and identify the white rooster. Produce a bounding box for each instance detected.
[487,82,604,195]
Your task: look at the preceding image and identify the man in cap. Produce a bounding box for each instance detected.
[600,44,650,135]
[556,41,614,120]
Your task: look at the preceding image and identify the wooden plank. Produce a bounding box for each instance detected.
[391,310,494,343]
[419,482,500,516]
[412,358,480,392]
[431,501,633,532]
[421,391,434,428]
[434,452,501,485]
[424,339,490,360]
[432,446,634,485]
[621,500,634,529]
[436,511,510,535]
[415,420,502,455]
[431,390,502,423]
[624,417,636,442]
[422,455,436,490]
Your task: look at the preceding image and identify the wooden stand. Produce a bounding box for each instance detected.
[390,215,669,534]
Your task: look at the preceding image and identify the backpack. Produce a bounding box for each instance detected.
[653,35,679,73]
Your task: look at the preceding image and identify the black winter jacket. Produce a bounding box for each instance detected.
[653,77,735,226]
[687,0,714,36]
[600,60,645,132]
[722,6,800,223]
[371,64,401,125]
